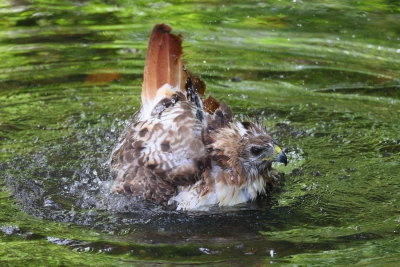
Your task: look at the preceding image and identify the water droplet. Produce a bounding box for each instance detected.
[0,225,21,235]
[199,247,211,254]
[88,210,98,216]
[44,199,56,207]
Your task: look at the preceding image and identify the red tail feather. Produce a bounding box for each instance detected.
[142,24,183,108]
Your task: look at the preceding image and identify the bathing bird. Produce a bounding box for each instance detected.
[110,24,287,210]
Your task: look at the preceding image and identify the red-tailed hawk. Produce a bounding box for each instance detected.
[110,24,287,211]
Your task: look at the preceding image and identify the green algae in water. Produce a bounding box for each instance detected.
[1,0,400,265]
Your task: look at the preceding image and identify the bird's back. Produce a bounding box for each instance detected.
[110,93,208,204]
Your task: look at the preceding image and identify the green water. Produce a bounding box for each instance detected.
[1,0,400,265]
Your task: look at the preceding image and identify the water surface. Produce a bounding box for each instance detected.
[1,0,400,265]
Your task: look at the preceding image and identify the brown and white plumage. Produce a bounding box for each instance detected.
[110,24,287,211]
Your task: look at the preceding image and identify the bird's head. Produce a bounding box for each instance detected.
[209,120,287,182]
[236,121,287,178]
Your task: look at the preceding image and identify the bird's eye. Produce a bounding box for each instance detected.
[250,146,264,156]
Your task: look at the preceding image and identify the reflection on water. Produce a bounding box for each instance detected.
[1,0,400,265]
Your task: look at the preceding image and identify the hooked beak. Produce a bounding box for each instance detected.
[260,145,288,166]
[273,145,288,166]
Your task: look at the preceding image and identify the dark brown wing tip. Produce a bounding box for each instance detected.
[184,70,206,97]
[203,95,220,114]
